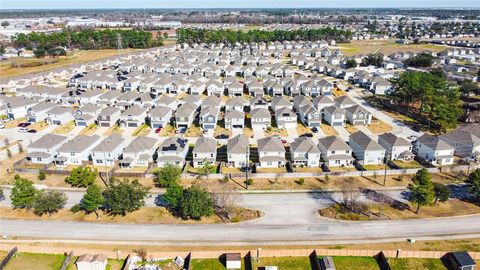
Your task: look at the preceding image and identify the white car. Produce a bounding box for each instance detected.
[0,123,4,129]
[18,127,28,132]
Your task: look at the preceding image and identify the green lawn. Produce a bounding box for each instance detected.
[4,252,74,270]
[253,256,311,270]
[389,258,446,270]
[191,258,246,269]
[329,256,379,270]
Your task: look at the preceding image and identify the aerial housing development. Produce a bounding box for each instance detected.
[0,3,480,270]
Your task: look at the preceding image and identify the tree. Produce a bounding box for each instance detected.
[80,184,104,218]
[102,179,150,216]
[179,185,214,220]
[340,177,361,212]
[33,190,67,216]
[433,183,450,205]
[153,163,182,188]
[17,143,23,154]
[407,168,435,213]
[212,186,242,220]
[403,53,435,67]
[33,48,46,58]
[1,21,9,28]
[197,160,215,180]
[459,80,480,96]
[345,58,357,69]
[466,169,480,202]
[163,183,184,211]
[6,149,12,159]
[10,177,37,209]
[65,167,97,187]
[0,187,4,201]
[361,53,384,67]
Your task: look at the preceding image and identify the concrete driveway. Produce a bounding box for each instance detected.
[333,125,350,141]
[286,127,298,142]
[252,125,264,139]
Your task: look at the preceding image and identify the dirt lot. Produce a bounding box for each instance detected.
[367,118,393,134]
[339,39,447,56]
[0,49,141,79]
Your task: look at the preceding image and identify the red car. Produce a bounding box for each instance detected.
[155,128,162,133]
[281,139,288,144]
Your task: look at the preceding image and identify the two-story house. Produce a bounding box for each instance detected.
[26,134,68,164]
[55,135,100,166]
[97,107,121,127]
[91,134,125,166]
[290,137,321,167]
[227,134,250,168]
[120,136,159,168]
[414,135,454,166]
[378,133,414,161]
[192,137,217,167]
[349,131,386,165]
[257,137,286,168]
[157,137,188,167]
[318,136,354,167]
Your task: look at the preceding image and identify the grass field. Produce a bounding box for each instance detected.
[4,252,74,270]
[328,256,379,270]
[319,199,480,221]
[338,39,446,56]
[388,258,447,270]
[253,256,311,270]
[191,258,246,270]
[0,49,141,79]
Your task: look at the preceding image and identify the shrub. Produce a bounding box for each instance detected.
[296,178,305,185]
[244,178,254,186]
[70,204,81,213]
[38,170,46,181]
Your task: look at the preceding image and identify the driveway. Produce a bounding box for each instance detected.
[286,127,298,142]
[231,128,242,138]
[252,125,264,139]
[333,126,350,141]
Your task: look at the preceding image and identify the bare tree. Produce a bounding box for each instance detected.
[211,186,243,220]
[133,248,148,261]
[340,177,362,212]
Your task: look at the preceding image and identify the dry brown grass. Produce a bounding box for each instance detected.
[256,167,287,173]
[185,125,202,137]
[103,125,123,136]
[320,124,339,136]
[28,121,49,132]
[159,124,176,137]
[367,118,393,134]
[51,120,75,134]
[338,39,447,57]
[320,199,480,221]
[214,124,232,137]
[79,124,98,135]
[293,167,323,173]
[264,127,288,137]
[0,49,141,79]
[296,122,311,136]
[3,117,26,129]
[243,127,253,138]
[344,124,358,134]
[132,124,150,136]
[327,166,358,172]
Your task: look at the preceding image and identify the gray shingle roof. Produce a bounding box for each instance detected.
[29,134,68,150]
[91,134,124,152]
[193,137,217,153]
[57,135,100,153]
[257,137,285,152]
[227,134,249,154]
[350,131,384,151]
[318,136,352,151]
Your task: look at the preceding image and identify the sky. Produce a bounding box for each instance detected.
[1,0,480,9]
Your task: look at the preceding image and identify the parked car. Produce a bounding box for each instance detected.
[301,133,313,138]
[27,129,37,133]
[155,128,162,134]
[311,127,318,133]
[216,134,229,139]
[281,139,288,144]
[176,127,186,134]
[18,127,28,132]
[17,122,31,128]
[0,123,4,129]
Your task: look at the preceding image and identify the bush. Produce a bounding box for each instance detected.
[38,170,46,181]
[220,175,229,183]
[153,163,182,188]
[296,178,305,185]
[244,178,254,186]
[65,167,97,187]
[70,204,81,213]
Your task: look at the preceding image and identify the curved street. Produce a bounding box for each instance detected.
[1,188,480,244]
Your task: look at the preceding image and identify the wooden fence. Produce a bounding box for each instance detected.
[59,251,74,270]
[0,246,17,270]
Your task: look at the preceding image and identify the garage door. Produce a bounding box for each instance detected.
[100,122,110,127]
[152,123,162,128]
[28,117,37,123]
[77,121,87,126]
[128,122,138,127]
[310,123,320,127]
[332,122,342,126]
[53,120,61,125]
[204,124,215,129]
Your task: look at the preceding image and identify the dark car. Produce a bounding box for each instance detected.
[17,122,31,128]
[216,134,229,139]
[27,129,37,133]
[301,133,313,138]
[311,127,318,133]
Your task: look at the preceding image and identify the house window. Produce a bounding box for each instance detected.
[97,160,103,164]
[331,150,336,154]
[70,152,75,156]
[36,157,42,162]
[194,153,197,158]
[210,153,214,158]
[267,161,272,166]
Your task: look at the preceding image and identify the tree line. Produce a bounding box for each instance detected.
[388,69,462,131]
[176,27,352,45]
[12,29,163,50]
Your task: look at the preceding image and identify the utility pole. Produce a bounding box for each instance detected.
[245,147,249,190]
[117,33,123,52]
[383,153,390,187]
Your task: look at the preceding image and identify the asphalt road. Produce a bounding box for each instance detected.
[1,188,480,244]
